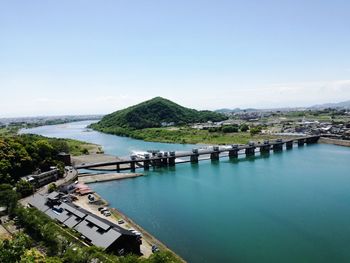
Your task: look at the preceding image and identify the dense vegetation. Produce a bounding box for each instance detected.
[91,97,227,132]
[0,134,69,186]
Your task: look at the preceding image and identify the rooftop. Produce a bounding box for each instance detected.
[27,192,137,250]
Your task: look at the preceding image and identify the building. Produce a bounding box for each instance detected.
[21,169,59,188]
[28,192,141,255]
[34,169,59,187]
[58,152,71,166]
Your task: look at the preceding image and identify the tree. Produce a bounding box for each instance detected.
[0,233,32,263]
[239,124,249,132]
[54,162,65,178]
[48,183,58,193]
[146,251,180,263]
[16,180,34,198]
[35,140,54,160]
[250,126,262,136]
[20,248,45,263]
[0,184,18,214]
[222,126,239,133]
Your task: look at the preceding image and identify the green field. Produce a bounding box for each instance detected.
[63,138,103,155]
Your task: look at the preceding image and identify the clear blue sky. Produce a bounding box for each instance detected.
[1,0,349,117]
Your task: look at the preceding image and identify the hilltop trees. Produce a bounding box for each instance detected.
[0,135,68,186]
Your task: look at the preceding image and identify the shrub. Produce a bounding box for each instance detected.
[239,124,249,132]
[48,183,58,193]
[250,126,262,136]
[222,126,239,133]
[15,180,34,198]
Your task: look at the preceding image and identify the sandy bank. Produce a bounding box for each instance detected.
[319,137,350,147]
[78,173,143,183]
[72,153,121,165]
[72,154,134,170]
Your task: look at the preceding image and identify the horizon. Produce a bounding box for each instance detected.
[1,97,349,119]
[1,0,350,117]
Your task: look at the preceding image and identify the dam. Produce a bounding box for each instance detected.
[74,136,320,171]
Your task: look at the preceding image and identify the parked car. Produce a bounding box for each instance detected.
[151,245,159,253]
[103,210,111,216]
[100,208,108,214]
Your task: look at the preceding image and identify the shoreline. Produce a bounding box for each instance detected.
[109,206,186,263]
[319,137,350,147]
[75,191,186,262]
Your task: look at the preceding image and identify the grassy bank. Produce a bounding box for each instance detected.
[64,138,103,156]
[93,126,279,145]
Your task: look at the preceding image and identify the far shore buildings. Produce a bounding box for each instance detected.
[28,192,141,255]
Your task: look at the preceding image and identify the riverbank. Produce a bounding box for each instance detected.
[63,138,103,155]
[92,126,281,145]
[319,137,350,147]
[72,153,120,166]
[78,172,143,183]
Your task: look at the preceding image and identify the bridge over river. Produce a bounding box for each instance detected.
[74,136,320,172]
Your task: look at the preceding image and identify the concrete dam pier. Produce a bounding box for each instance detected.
[74,136,320,172]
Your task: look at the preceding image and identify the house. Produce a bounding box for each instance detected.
[27,192,141,255]
[22,169,59,188]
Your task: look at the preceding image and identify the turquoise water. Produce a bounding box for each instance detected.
[24,122,350,262]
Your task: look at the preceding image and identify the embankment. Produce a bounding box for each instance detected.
[78,173,143,183]
[319,137,350,147]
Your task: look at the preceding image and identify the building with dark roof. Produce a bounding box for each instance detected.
[22,169,59,188]
[57,152,71,166]
[27,193,141,255]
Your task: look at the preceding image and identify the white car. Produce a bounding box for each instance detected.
[103,211,111,216]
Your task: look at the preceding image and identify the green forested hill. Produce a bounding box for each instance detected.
[91,97,227,131]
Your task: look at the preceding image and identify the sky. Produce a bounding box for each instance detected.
[1,0,350,117]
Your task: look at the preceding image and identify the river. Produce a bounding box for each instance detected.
[23,121,350,263]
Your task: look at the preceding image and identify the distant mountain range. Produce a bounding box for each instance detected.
[309,100,350,109]
[216,100,350,113]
